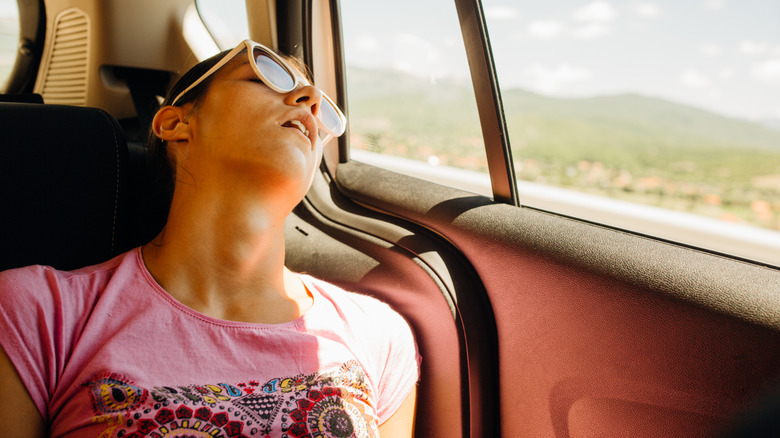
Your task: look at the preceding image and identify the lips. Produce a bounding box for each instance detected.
[282,113,317,145]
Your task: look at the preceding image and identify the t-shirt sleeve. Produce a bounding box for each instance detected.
[373,302,420,424]
[0,266,77,420]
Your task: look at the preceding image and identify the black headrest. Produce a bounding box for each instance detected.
[0,93,44,103]
[0,103,130,271]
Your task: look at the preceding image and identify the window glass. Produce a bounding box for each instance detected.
[195,0,248,50]
[0,0,19,91]
[340,0,491,195]
[486,0,780,263]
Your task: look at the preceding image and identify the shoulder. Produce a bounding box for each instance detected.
[0,250,146,420]
[1,249,135,281]
[299,275,419,368]
[0,249,141,312]
[300,276,421,422]
[302,275,410,327]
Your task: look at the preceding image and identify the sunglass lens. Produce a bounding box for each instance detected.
[319,100,344,135]
[253,48,295,91]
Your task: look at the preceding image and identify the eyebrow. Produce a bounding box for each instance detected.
[226,57,251,75]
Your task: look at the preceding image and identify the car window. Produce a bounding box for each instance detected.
[0,0,19,91]
[195,0,248,50]
[485,0,780,264]
[340,0,491,196]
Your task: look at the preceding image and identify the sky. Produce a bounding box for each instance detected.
[2,0,777,121]
[340,0,780,122]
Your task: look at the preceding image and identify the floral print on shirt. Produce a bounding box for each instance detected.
[83,361,378,438]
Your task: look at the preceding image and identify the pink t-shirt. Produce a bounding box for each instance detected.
[0,248,419,437]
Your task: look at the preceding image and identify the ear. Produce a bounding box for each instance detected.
[152,105,192,145]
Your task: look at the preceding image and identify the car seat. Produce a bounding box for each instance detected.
[0,102,135,271]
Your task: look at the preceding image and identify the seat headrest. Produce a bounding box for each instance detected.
[0,103,130,271]
[0,94,44,104]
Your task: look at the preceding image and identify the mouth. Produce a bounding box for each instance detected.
[282,119,311,139]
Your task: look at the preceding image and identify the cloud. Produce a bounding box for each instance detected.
[752,59,780,84]
[680,69,713,88]
[527,20,563,39]
[485,6,520,20]
[355,36,378,52]
[717,67,734,80]
[701,44,722,56]
[739,40,770,55]
[679,67,734,89]
[392,33,443,78]
[574,1,618,22]
[703,0,726,10]
[527,63,591,94]
[635,3,661,18]
[572,23,611,39]
[571,1,616,38]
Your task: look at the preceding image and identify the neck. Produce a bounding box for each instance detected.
[142,184,310,323]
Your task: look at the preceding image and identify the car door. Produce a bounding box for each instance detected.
[277,1,780,437]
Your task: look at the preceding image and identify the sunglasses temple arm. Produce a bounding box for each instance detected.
[321,133,334,145]
[170,42,248,106]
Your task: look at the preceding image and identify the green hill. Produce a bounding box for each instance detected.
[503,88,780,151]
[345,66,780,185]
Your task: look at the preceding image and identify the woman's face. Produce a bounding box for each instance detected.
[174,54,326,204]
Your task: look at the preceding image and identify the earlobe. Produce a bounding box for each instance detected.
[152,105,191,143]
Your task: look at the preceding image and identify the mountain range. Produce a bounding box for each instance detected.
[345,66,780,183]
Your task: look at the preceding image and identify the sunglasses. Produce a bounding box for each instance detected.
[171,39,347,140]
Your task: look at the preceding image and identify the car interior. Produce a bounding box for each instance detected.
[1,0,780,437]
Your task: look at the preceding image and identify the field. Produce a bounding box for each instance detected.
[346,67,780,231]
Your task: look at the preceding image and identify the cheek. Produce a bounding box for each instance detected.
[196,84,273,132]
[193,107,274,158]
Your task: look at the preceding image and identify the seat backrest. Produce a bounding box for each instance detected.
[0,103,131,271]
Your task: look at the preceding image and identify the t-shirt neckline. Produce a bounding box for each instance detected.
[132,247,319,329]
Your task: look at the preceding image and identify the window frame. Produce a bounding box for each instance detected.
[329,0,516,205]
[452,0,516,206]
[3,0,45,94]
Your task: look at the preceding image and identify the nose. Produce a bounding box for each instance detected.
[285,84,323,118]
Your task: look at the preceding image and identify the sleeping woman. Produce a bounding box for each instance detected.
[0,39,419,437]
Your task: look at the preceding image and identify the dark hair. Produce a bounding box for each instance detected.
[145,49,231,201]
